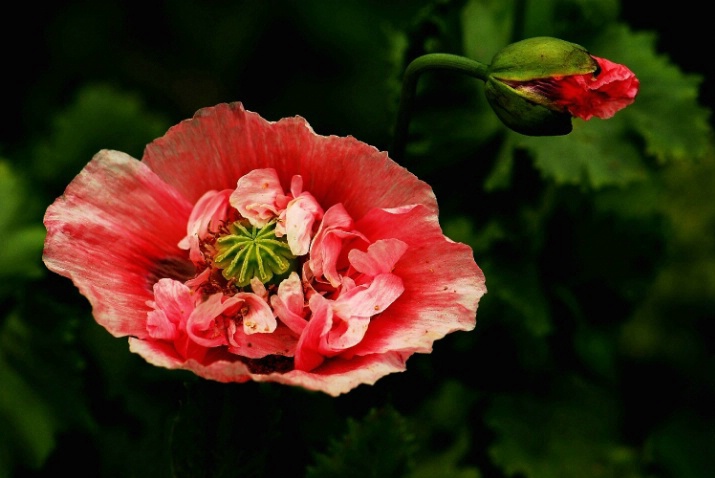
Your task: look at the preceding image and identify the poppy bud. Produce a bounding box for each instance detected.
[485,36,639,136]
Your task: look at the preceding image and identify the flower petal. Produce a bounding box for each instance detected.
[309,203,367,287]
[283,192,323,256]
[230,168,284,227]
[146,278,195,340]
[43,150,194,338]
[227,324,298,359]
[347,204,487,356]
[178,189,233,263]
[269,272,308,334]
[186,293,238,347]
[237,293,277,335]
[348,238,408,277]
[142,102,438,218]
[252,352,411,397]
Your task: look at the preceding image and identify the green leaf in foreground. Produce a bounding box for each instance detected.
[307,405,416,478]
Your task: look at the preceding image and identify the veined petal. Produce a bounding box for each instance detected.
[130,337,253,380]
[227,324,298,359]
[270,272,308,334]
[334,273,404,319]
[347,205,486,357]
[236,292,277,335]
[142,103,438,217]
[348,238,408,277]
[146,278,195,340]
[186,293,239,348]
[251,352,411,397]
[309,203,367,287]
[283,192,323,256]
[230,168,284,227]
[178,189,233,263]
[294,293,333,371]
[43,150,194,338]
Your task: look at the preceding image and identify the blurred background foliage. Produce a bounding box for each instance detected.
[1,0,714,476]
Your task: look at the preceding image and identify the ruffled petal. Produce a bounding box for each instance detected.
[227,324,298,359]
[178,189,233,263]
[346,205,486,357]
[251,351,411,397]
[146,278,195,340]
[309,203,367,287]
[131,337,409,397]
[142,103,438,218]
[269,272,308,334]
[230,168,284,227]
[283,192,323,256]
[186,293,239,347]
[348,238,408,277]
[43,150,194,338]
[236,293,277,335]
[129,337,253,381]
[294,293,333,371]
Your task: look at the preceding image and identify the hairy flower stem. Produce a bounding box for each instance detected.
[390,53,489,164]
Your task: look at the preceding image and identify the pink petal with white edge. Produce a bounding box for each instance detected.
[283,192,323,256]
[346,204,487,358]
[186,293,239,348]
[348,238,408,277]
[43,150,194,338]
[230,168,285,227]
[129,337,253,380]
[146,278,195,340]
[178,189,233,263]
[294,293,333,371]
[269,272,308,335]
[333,273,404,319]
[130,337,409,397]
[141,103,438,219]
[309,203,367,287]
[227,324,298,359]
[252,351,412,397]
[235,292,277,335]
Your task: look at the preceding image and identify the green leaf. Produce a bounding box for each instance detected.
[591,24,712,164]
[307,405,416,478]
[646,410,715,478]
[461,0,515,64]
[408,380,482,478]
[514,117,648,188]
[0,161,46,292]
[486,376,645,478]
[485,259,552,337]
[32,84,170,190]
[0,350,57,473]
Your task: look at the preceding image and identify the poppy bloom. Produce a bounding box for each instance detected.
[43,102,487,396]
[485,36,639,135]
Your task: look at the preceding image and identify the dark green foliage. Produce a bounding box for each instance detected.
[307,405,417,478]
[2,1,714,477]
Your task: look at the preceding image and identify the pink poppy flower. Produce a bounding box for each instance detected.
[43,102,487,396]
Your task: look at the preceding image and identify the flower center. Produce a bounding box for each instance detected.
[214,221,296,287]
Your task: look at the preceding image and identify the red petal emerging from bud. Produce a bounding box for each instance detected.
[550,56,640,121]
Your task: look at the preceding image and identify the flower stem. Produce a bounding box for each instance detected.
[390,53,490,164]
